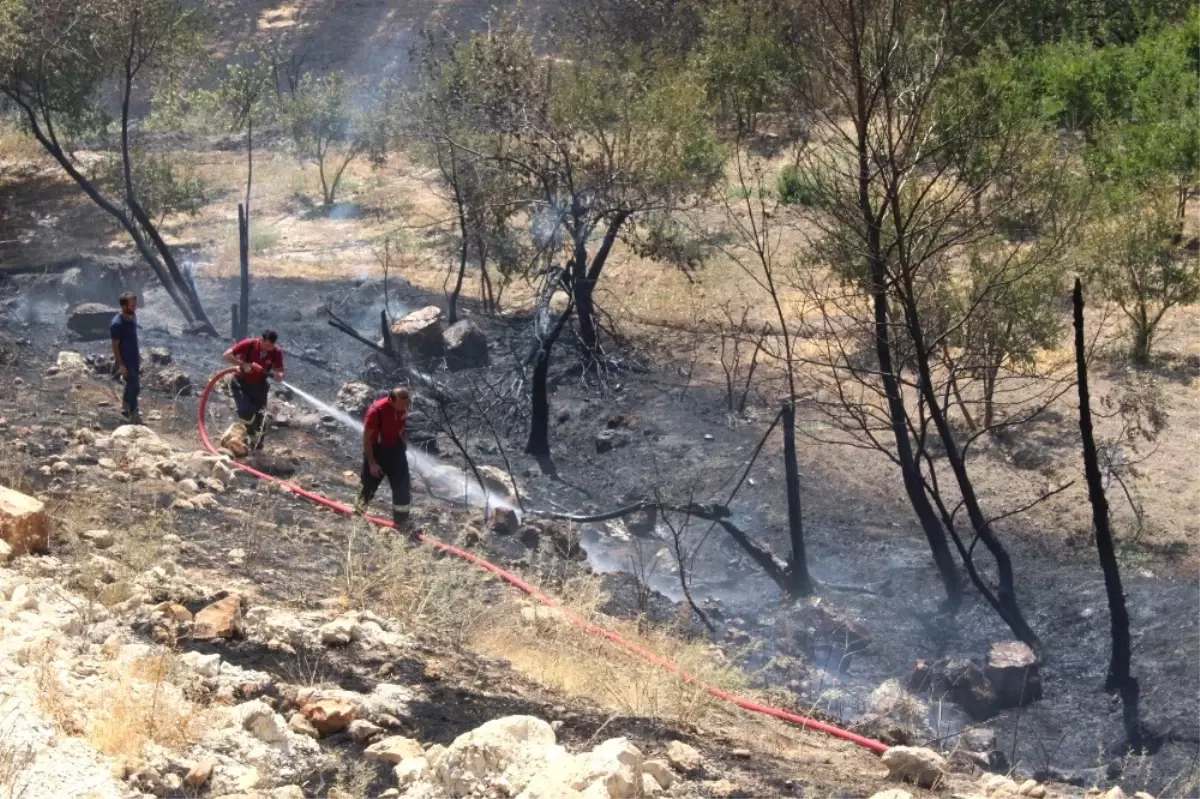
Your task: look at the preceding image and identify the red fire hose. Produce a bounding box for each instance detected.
[197,368,889,755]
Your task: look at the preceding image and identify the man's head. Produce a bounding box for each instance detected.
[388,386,410,412]
[260,329,278,350]
[119,292,137,314]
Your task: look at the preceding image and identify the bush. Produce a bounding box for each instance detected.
[776,163,821,207]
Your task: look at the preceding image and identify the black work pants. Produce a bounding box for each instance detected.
[231,377,270,446]
[121,367,141,415]
[359,443,412,528]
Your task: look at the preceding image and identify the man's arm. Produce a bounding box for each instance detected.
[273,350,285,382]
[111,335,127,378]
[223,344,254,373]
[363,421,381,476]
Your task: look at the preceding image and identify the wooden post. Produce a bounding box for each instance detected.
[238,203,250,340]
[231,304,240,342]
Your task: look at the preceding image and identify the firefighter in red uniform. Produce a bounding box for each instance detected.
[354,386,415,538]
[222,330,285,451]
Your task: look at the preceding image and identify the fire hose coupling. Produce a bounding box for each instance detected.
[196,369,888,757]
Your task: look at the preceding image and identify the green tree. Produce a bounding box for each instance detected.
[1,0,215,333]
[1084,192,1198,364]
[285,70,391,206]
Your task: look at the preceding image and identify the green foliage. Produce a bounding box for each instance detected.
[1083,191,1199,364]
[284,70,392,205]
[93,147,208,225]
[693,0,790,133]
[950,0,1192,50]
[775,164,821,207]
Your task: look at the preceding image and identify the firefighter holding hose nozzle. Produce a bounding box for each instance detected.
[354,387,415,541]
[222,329,284,452]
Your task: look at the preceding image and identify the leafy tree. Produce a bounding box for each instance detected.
[1084,191,1198,364]
[693,0,788,134]
[1,0,216,333]
[285,70,391,206]
[93,146,208,227]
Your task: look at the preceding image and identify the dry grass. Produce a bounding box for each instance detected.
[0,706,36,799]
[87,653,208,759]
[471,577,752,728]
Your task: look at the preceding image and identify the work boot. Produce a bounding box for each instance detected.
[129,411,143,425]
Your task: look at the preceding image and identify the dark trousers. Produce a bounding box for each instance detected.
[359,443,412,528]
[121,367,141,415]
[231,377,270,446]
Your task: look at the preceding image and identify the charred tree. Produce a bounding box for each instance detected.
[1074,278,1141,745]
[526,269,573,458]
[781,401,813,595]
[238,203,250,340]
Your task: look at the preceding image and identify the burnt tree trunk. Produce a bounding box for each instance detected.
[238,203,250,340]
[894,276,1040,651]
[781,401,813,595]
[1074,278,1141,744]
[526,270,573,458]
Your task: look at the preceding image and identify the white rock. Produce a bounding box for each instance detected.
[235,700,289,744]
[642,760,676,790]
[181,651,222,678]
[869,791,914,799]
[366,735,425,764]
[984,774,1020,796]
[395,756,430,787]
[348,718,383,743]
[1104,789,1127,799]
[881,746,946,789]
[81,529,115,549]
[664,741,702,773]
[320,616,360,646]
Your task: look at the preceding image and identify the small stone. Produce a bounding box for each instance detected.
[393,756,429,787]
[1104,789,1127,799]
[731,748,751,759]
[1018,779,1040,796]
[320,616,359,646]
[665,741,702,773]
[984,774,1020,796]
[192,594,242,639]
[288,712,319,739]
[348,718,383,743]
[365,735,424,764]
[882,746,946,789]
[642,760,676,790]
[1028,787,1047,799]
[235,769,261,792]
[868,791,914,799]
[81,529,115,549]
[301,697,356,735]
[184,759,215,789]
[271,787,305,799]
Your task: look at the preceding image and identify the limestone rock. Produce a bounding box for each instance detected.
[348,718,383,743]
[193,595,242,640]
[389,306,444,366]
[146,367,193,397]
[301,697,357,735]
[336,381,375,418]
[395,756,430,787]
[184,759,216,789]
[664,741,702,774]
[881,746,946,789]
[237,700,289,744]
[220,423,250,458]
[869,791,914,799]
[67,304,118,341]
[319,615,360,646]
[986,641,1042,709]
[642,761,676,790]
[444,319,488,370]
[288,712,319,739]
[366,735,424,764]
[0,485,49,555]
[489,506,520,535]
[81,529,115,549]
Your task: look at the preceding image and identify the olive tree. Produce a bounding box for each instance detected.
[1084,192,1199,365]
[1,0,216,333]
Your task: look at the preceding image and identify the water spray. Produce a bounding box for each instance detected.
[281,381,518,515]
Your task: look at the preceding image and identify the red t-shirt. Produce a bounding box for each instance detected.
[365,397,406,447]
[232,338,284,384]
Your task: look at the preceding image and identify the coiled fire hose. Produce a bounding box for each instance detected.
[197,368,889,755]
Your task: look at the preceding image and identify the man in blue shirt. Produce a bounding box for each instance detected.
[110,292,141,424]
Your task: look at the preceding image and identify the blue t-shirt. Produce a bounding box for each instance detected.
[110,313,140,369]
